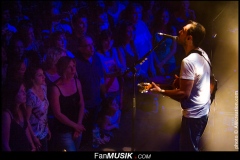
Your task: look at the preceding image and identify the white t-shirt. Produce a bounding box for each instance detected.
[96,48,121,92]
[180,48,211,118]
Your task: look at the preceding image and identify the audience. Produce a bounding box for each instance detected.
[1,1,202,151]
[120,2,156,79]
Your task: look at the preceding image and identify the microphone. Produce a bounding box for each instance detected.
[158,33,177,40]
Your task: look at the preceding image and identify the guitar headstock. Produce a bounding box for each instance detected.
[138,82,152,93]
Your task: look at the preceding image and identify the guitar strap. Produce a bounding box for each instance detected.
[189,49,212,70]
[189,49,218,104]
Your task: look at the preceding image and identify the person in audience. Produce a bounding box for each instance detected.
[114,20,140,112]
[48,31,75,58]
[67,11,88,55]
[2,81,36,151]
[1,4,17,48]
[49,56,85,151]
[141,1,161,33]
[42,47,67,151]
[151,8,178,78]
[9,0,30,28]
[17,20,44,67]
[95,29,124,110]
[120,2,156,79]
[89,5,113,43]
[7,35,31,67]
[47,0,72,35]
[172,1,197,67]
[75,35,105,148]
[6,59,27,84]
[25,65,51,151]
[43,47,67,85]
[172,1,196,32]
[97,96,121,145]
[105,1,126,30]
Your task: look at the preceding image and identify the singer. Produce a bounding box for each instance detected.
[150,20,211,151]
[152,8,178,77]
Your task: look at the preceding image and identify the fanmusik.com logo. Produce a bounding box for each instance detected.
[94,152,152,159]
[94,153,133,159]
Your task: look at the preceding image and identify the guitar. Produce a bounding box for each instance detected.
[210,74,218,104]
[138,75,218,103]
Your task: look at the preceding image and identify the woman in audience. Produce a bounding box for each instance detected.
[2,81,36,151]
[49,56,85,151]
[25,65,51,151]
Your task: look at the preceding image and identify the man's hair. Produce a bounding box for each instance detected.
[187,20,206,47]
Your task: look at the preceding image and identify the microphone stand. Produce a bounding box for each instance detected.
[122,37,167,151]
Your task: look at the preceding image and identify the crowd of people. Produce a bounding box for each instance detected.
[2,0,200,151]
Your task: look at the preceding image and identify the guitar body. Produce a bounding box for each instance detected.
[210,74,218,104]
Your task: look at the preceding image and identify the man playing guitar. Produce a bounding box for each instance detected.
[150,20,212,151]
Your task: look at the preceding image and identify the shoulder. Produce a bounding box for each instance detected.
[75,78,82,87]
[2,110,11,121]
[182,56,195,68]
[51,83,60,94]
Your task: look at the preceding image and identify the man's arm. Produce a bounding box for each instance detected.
[151,78,194,102]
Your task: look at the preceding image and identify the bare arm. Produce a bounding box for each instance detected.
[76,79,85,126]
[26,104,41,149]
[2,111,11,151]
[26,123,36,151]
[151,78,194,102]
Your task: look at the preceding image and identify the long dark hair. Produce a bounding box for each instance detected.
[2,80,27,121]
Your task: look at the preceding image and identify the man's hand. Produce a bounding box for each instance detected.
[150,82,165,93]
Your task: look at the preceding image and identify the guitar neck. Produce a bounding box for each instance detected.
[147,83,166,90]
